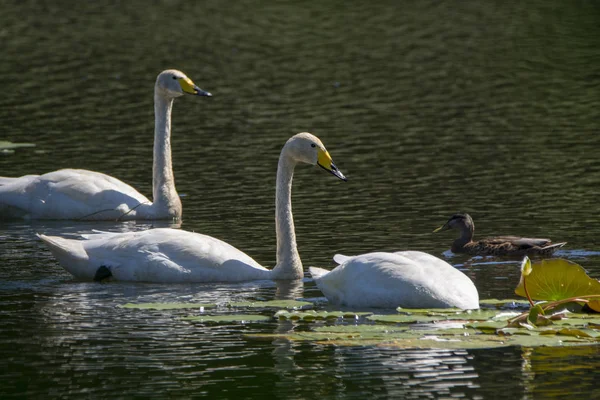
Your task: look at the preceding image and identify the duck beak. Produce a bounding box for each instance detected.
[433,223,449,233]
[179,77,212,96]
[317,148,347,182]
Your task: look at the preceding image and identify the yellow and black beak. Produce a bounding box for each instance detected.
[317,148,347,181]
[178,77,212,97]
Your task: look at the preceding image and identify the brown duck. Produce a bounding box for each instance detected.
[433,213,566,257]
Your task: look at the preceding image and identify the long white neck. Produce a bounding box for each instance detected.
[151,93,182,219]
[271,149,303,279]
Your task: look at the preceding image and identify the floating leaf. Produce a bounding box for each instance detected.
[396,307,462,314]
[313,325,408,334]
[275,310,371,321]
[554,328,600,339]
[588,300,600,312]
[227,300,313,309]
[515,258,600,301]
[183,314,270,322]
[527,304,546,327]
[478,299,531,309]
[0,141,36,151]
[443,309,504,321]
[119,302,216,310]
[366,314,447,324]
[497,327,538,336]
[465,321,508,331]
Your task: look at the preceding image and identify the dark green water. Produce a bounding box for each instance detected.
[1,1,600,398]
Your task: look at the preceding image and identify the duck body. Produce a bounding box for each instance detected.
[310,251,479,309]
[38,132,347,283]
[455,236,566,257]
[0,69,211,221]
[435,213,566,257]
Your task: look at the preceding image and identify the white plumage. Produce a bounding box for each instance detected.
[310,251,479,309]
[0,69,210,220]
[38,133,347,283]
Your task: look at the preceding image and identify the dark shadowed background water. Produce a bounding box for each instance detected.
[1,0,600,398]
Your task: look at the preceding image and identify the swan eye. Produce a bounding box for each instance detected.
[172,76,178,80]
[311,143,316,148]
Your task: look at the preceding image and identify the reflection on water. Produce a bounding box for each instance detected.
[1,0,600,398]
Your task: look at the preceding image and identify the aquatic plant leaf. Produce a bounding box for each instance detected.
[275,310,372,320]
[497,327,538,336]
[119,302,216,310]
[312,325,408,334]
[515,258,600,301]
[527,304,546,327]
[521,256,532,276]
[465,321,508,331]
[227,300,313,309]
[588,300,600,312]
[553,328,600,339]
[396,307,462,314]
[0,141,36,150]
[255,332,546,349]
[478,299,531,309]
[183,314,270,322]
[443,309,504,321]
[366,314,447,324]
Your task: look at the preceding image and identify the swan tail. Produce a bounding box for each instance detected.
[0,177,14,186]
[309,267,330,281]
[333,254,351,265]
[37,234,95,280]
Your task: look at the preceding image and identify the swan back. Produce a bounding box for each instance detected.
[39,229,269,283]
[312,252,479,309]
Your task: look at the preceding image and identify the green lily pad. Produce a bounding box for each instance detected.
[537,327,600,339]
[479,299,532,308]
[119,302,216,310]
[0,141,36,151]
[183,314,271,323]
[515,258,600,302]
[465,321,508,331]
[497,327,538,336]
[444,309,508,321]
[275,310,372,321]
[366,314,447,324]
[227,299,313,309]
[313,324,409,334]
[396,308,463,314]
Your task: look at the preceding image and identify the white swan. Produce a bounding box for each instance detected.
[310,251,479,309]
[38,132,347,282]
[0,69,211,221]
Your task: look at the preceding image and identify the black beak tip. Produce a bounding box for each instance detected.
[194,86,212,97]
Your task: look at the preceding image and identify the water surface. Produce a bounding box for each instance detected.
[1,1,600,398]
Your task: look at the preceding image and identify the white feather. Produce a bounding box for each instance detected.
[311,251,479,309]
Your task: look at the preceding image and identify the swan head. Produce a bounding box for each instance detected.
[155,69,212,98]
[433,213,474,233]
[284,132,347,181]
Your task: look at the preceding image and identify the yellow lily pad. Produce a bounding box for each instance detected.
[515,258,600,301]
